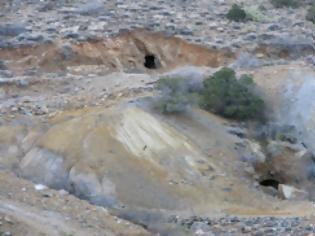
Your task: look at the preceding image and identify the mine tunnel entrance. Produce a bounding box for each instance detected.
[259,179,280,189]
[144,54,158,69]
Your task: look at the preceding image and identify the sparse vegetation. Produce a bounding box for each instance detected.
[270,0,299,8]
[155,68,265,121]
[154,77,201,114]
[226,4,247,22]
[200,68,265,121]
[244,6,265,22]
[306,5,315,24]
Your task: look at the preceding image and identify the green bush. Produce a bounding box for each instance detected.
[200,67,265,121]
[154,77,201,114]
[226,4,247,22]
[270,0,299,8]
[306,5,315,24]
[154,68,265,121]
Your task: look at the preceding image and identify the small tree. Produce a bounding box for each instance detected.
[200,67,265,121]
[226,4,247,22]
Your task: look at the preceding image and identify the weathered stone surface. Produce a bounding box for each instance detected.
[68,166,117,207]
[19,148,68,189]
[278,184,309,201]
[175,216,315,236]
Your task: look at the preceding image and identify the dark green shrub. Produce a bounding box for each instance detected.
[270,0,299,8]
[154,77,201,114]
[154,68,265,121]
[306,5,315,24]
[226,4,247,22]
[200,67,265,121]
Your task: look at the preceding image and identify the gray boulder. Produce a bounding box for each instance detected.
[278,184,309,200]
[19,148,68,189]
[68,166,118,207]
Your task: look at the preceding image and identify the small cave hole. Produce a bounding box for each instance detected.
[144,54,157,69]
[259,179,280,190]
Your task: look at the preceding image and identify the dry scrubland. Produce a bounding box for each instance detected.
[0,0,315,235]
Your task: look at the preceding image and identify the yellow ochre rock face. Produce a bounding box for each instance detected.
[20,106,218,209]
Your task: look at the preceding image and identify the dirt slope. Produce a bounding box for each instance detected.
[0,171,151,236]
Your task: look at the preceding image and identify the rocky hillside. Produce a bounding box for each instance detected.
[0,0,315,235]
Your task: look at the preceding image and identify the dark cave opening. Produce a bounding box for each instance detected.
[259,179,280,189]
[144,54,157,69]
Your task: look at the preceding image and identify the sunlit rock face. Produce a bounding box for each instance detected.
[18,106,215,210]
[14,103,274,213]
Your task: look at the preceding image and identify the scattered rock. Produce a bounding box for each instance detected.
[0,60,6,70]
[17,32,45,43]
[278,184,309,200]
[244,165,255,175]
[176,216,315,235]
[4,216,13,224]
[58,189,69,196]
[0,70,13,78]
[75,0,105,16]
[0,23,27,37]
[34,184,48,191]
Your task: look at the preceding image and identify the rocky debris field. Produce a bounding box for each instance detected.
[0,0,314,57]
[171,215,315,236]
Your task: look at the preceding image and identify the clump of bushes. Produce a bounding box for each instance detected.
[154,77,201,114]
[226,4,265,22]
[226,4,247,22]
[154,68,265,121]
[270,0,299,8]
[200,68,265,121]
[306,5,315,24]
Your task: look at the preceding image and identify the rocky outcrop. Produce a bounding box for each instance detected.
[19,148,68,189]
[278,184,309,201]
[1,30,234,73]
[68,166,117,207]
[17,106,213,210]
[15,105,277,213]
